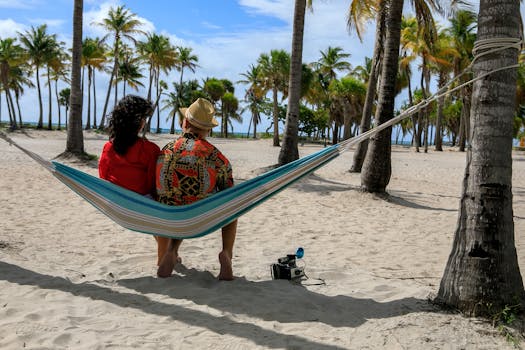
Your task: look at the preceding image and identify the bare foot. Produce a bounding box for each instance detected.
[218,251,233,281]
[157,252,181,278]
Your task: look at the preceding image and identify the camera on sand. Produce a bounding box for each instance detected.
[271,252,305,280]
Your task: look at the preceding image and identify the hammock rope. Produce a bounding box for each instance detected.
[0,37,521,239]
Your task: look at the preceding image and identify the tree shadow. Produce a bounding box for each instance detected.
[1,261,436,349]
[116,264,434,329]
[387,191,458,212]
[1,261,347,350]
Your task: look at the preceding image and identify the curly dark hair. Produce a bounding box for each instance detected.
[108,95,153,155]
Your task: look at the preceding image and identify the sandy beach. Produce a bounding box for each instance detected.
[1,129,524,349]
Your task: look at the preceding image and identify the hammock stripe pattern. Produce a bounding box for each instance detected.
[1,132,346,239]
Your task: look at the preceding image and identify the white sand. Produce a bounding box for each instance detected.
[1,129,524,349]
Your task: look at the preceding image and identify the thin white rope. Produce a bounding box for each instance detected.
[338,37,523,153]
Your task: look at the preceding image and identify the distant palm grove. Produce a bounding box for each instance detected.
[0,3,524,149]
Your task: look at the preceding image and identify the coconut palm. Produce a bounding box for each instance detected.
[257,49,290,146]
[137,33,177,131]
[238,64,265,138]
[58,87,70,128]
[0,38,24,129]
[448,9,477,152]
[63,0,85,156]
[437,0,525,316]
[221,92,241,138]
[18,24,56,129]
[96,5,144,129]
[81,37,105,130]
[10,65,34,127]
[117,55,144,97]
[279,0,312,164]
[360,0,404,193]
[44,36,62,130]
[48,46,70,130]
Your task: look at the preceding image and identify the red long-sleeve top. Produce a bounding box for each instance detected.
[99,138,160,196]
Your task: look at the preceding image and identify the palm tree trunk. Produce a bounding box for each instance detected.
[436,0,525,315]
[15,92,23,127]
[36,66,43,129]
[85,67,92,130]
[435,76,445,151]
[65,0,85,155]
[99,49,118,129]
[55,78,61,130]
[47,66,53,129]
[360,0,404,193]
[278,0,306,164]
[272,87,280,147]
[350,5,386,172]
[92,70,97,128]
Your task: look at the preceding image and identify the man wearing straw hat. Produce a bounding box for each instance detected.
[155,97,237,280]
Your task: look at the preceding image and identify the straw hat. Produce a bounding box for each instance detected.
[179,98,218,129]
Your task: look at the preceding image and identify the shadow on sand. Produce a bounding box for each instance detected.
[1,261,436,350]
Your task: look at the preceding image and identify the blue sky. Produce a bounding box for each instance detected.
[0,0,380,133]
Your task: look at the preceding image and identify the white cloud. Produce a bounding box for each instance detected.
[238,0,293,21]
[0,19,28,38]
[84,1,155,41]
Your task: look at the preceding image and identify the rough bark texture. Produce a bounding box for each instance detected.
[279,0,306,165]
[65,0,85,154]
[360,0,403,193]
[436,0,525,315]
[350,7,385,173]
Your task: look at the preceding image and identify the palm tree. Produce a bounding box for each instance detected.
[137,33,177,131]
[58,87,70,129]
[169,46,198,133]
[279,0,311,164]
[429,30,457,151]
[48,47,70,131]
[221,92,241,138]
[117,55,144,97]
[258,49,290,146]
[436,0,525,316]
[63,0,85,156]
[0,38,24,129]
[360,0,404,193]
[81,37,105,130]
[18,24,55,129]
[448,9,477,152]
[44,36,62,130]
[238,64,265,139]
[349,0,387,172]
[11,65,35,128]
[96,5,144,129]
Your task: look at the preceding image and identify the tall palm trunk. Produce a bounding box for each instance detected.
[272,86,280,146]
[434,74,445,151]
[85,67,92,130]
[436,0,525,315]
[92,69,97,128]
[361,0,404,193]
[279,0,306,165]
[65,0,85,155]
[35,66,43,129]
[99,41,119,130]
[55,78,61,130]
[350,5,386,172]
[47,66,53,129]
[15,90,23,127]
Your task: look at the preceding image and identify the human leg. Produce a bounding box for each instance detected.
[157,238,183,278]
[218,220,237,281]
[155,236,171,266]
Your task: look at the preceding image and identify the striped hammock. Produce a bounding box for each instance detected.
[0,113,404,239]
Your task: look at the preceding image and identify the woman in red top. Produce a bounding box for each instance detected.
[99,95,162,265]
